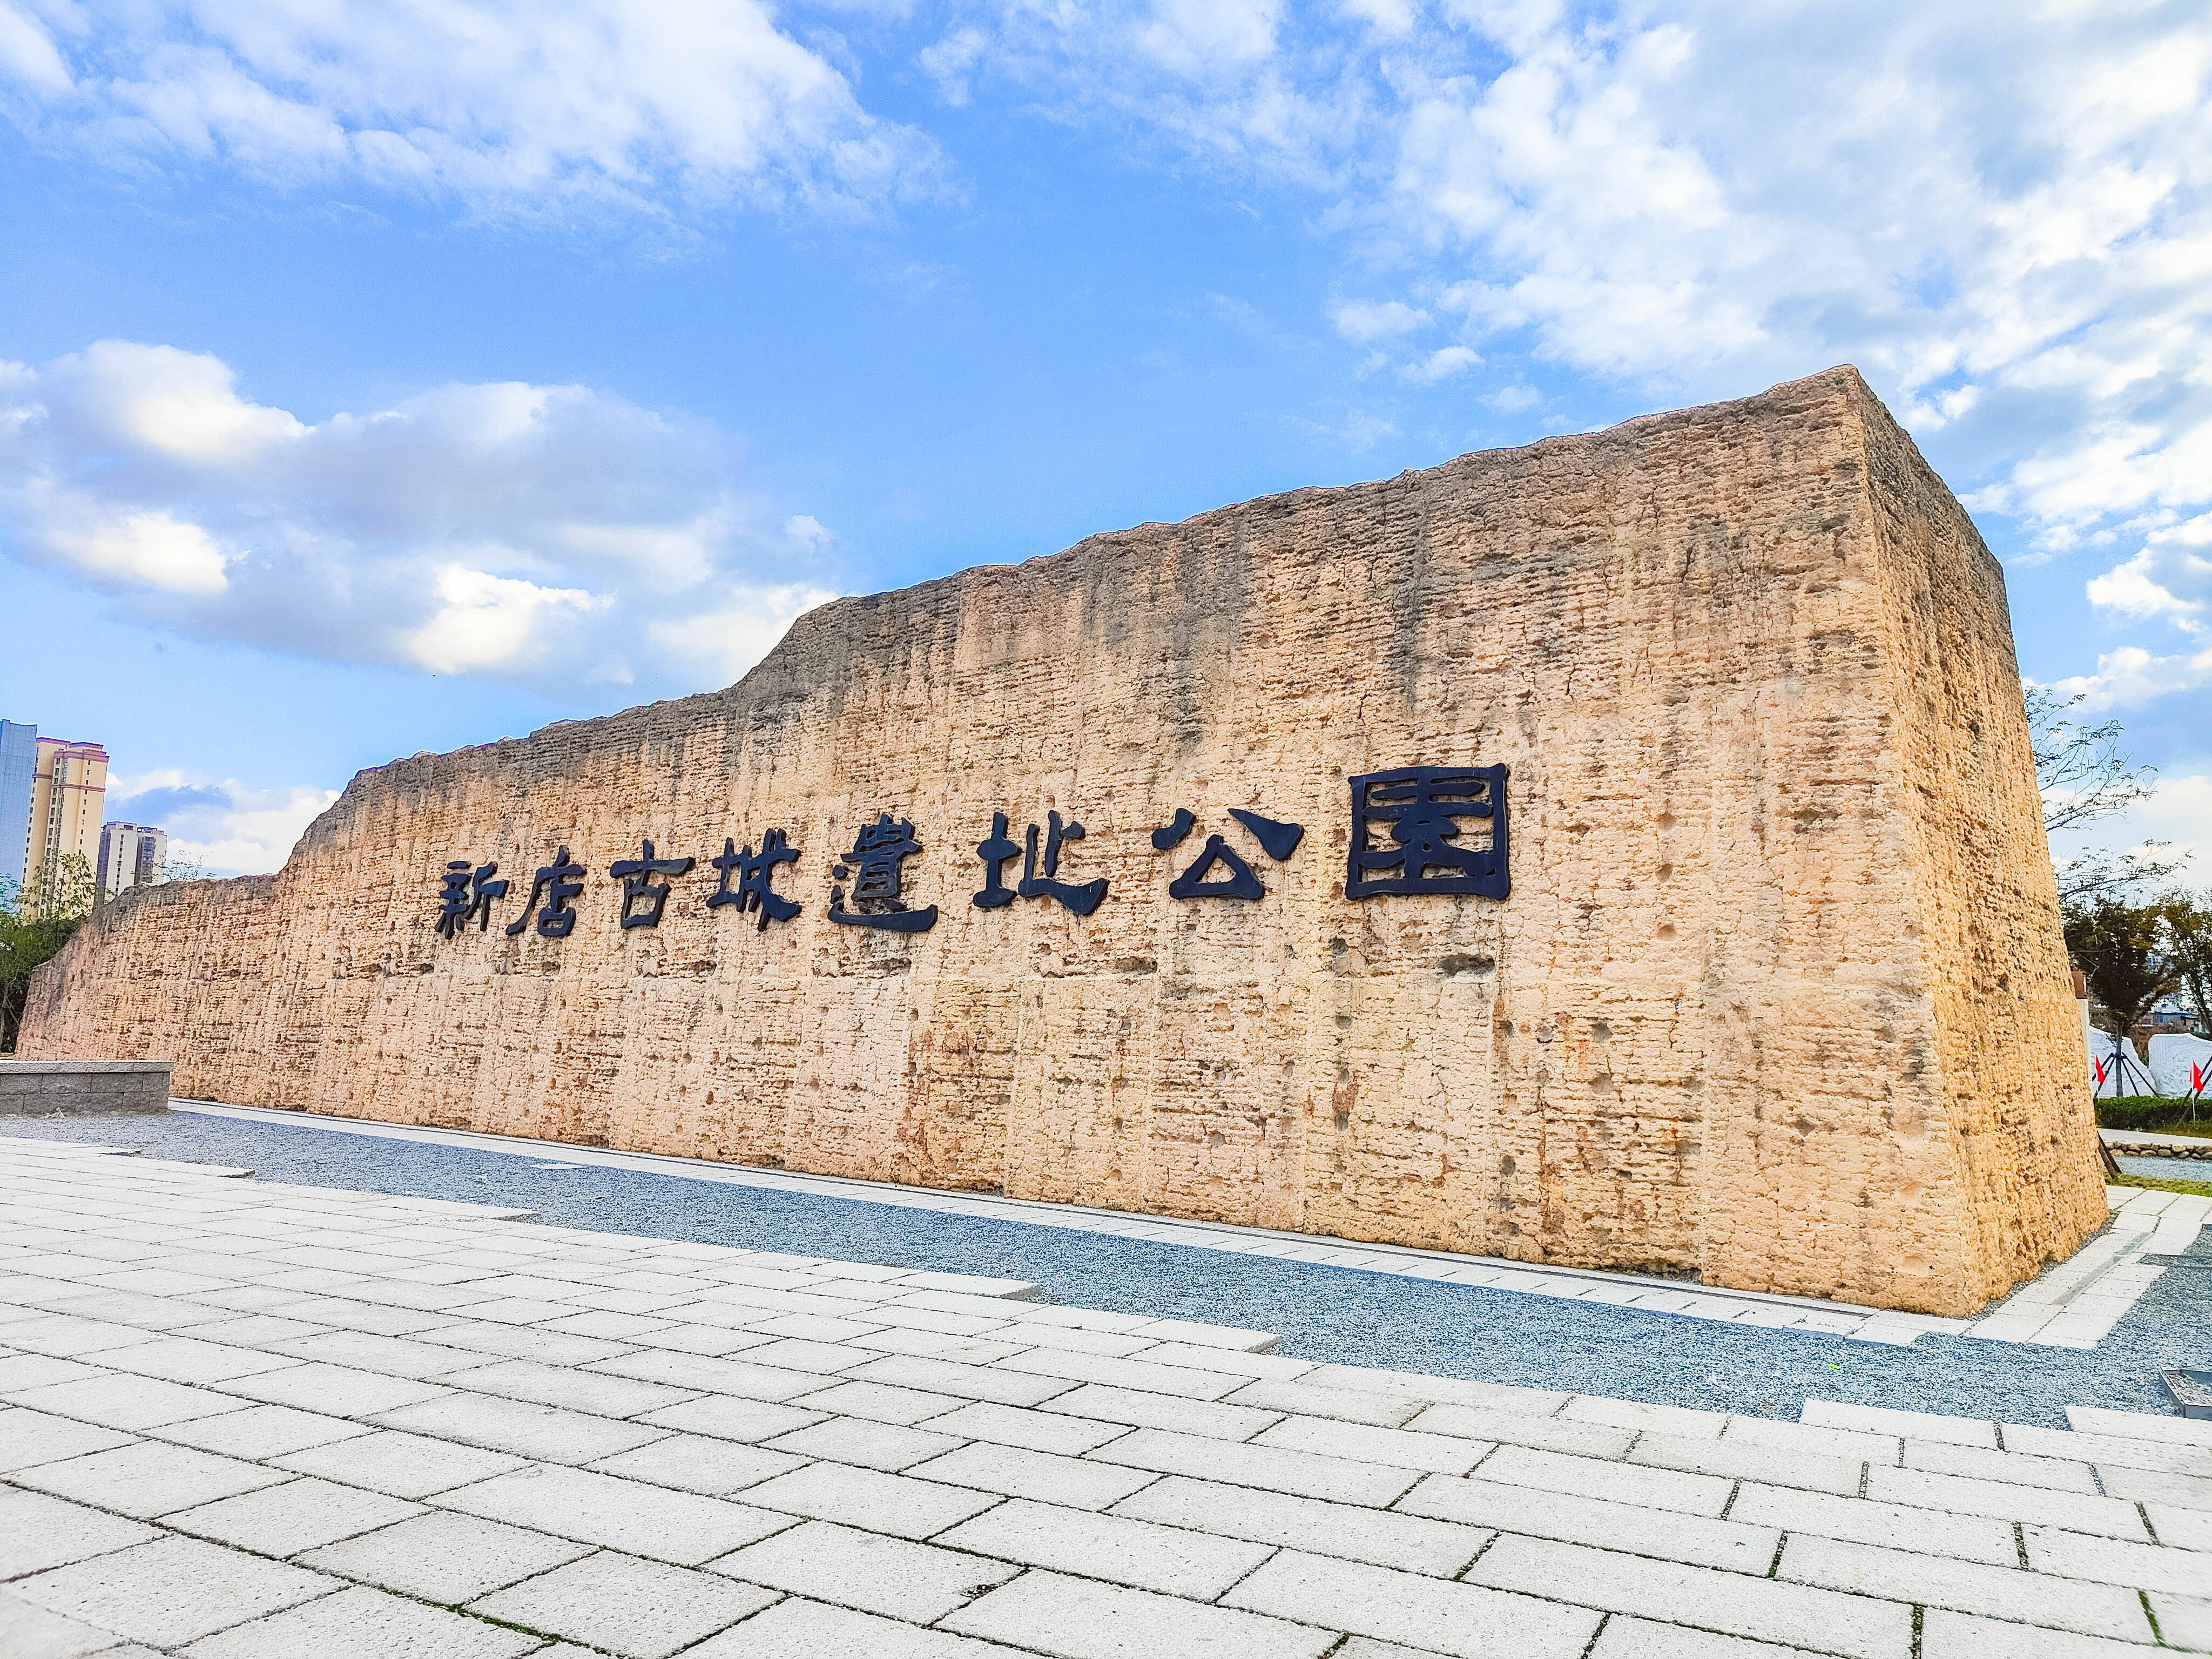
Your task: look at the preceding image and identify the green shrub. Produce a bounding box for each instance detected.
[0,857,92,1054]
[2098,1097,2173,1127]
[2095,1097,2209,1132]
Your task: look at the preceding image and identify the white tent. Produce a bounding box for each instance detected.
[2148,1032,2212,1100]
[2087,1026,2157,1097]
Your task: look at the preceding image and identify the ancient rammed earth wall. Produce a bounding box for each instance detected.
[23,367,2106,1313]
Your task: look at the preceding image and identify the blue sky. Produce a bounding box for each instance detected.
[1,0,2207,876]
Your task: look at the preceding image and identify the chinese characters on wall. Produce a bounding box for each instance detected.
[1345,766,1509,900]
[431,766,1509,940]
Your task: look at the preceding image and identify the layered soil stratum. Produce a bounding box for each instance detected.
[24,367,2106,1314]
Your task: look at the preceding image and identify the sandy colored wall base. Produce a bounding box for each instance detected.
[23,368,2107,1313]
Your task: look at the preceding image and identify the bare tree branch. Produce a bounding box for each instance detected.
[2028,687,2159,835]
[2029,686,2183,906]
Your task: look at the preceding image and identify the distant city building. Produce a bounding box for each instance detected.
[0,720,34,894]
[19,733,108,916]
[98,822,169,901]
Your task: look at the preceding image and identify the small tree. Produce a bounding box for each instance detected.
[2166,891,2212,1041]
[0,854,95,1053]
[2028,689,2181,905]
[2063,895,2181,1092]
[159,851,207,884]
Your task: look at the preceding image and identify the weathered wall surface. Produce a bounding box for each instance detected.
[22,367,2106,1313]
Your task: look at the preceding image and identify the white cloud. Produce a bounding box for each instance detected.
[932,0,2212,715]
[648,581,841,690]
[404,567,604,679]
[1370,4,2212,498]
[920,27,989,106]
[2050,770,2212,890]
[30,495,231,594]
[2134,774,2212,882]
[0,340,839,699]
[1287,407,1397,449]
[1332,298,1430,342]
[1137,0,1281,78]
[0,3,68,93]
[53,341,304,463]
[0,0,945,217]
[922,0,1369,190]
[106,770,341,878]
[2044,646,2212,714]
[2086,518,2212,632]
[1338,0,1415,38]
[1402,345,1480,383]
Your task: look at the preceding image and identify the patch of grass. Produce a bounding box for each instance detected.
[2109,1172,2212,1199]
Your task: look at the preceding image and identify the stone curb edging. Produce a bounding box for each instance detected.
[2108,1139,2212,1161]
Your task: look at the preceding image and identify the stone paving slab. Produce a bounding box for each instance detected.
[2,1135,2209,1658]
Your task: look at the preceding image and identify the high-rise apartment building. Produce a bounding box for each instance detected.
[98,822,169,900]
[21,735,108,915]
[0,720,35,893]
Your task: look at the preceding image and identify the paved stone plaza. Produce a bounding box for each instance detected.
[3,1138,2209,1658]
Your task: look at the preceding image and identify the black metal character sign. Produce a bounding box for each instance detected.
[974,810,1108,916]
[1155,806,1305,900]
[610,839,694,929]
[830,813,939,933]
[1345,765,1510,899]
[435,861,509,938]
[433,765,1508,942]
[505,847,587,938]
[707,830,801,931]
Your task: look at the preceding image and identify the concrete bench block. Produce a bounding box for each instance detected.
[0,1059,172,1116]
